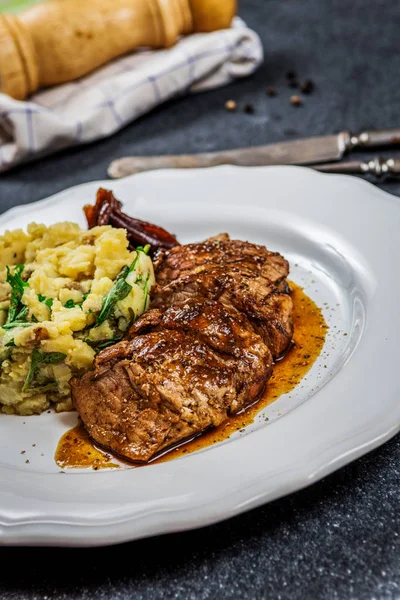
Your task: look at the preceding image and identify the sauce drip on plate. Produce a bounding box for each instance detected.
[153,281,327,463]
[55,282,327,469]
[55,423,119,470]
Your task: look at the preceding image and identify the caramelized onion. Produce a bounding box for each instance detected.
[84,188,180,252]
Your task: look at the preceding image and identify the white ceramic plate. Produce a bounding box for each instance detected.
[0,166,399,547]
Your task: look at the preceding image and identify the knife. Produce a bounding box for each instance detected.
[108,128,400,179]
[313,156,400,177]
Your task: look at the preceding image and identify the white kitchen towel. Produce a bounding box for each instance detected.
[0,17,263,172]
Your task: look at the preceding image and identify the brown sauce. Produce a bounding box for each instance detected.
[55,282,327,470]
[153,281,327,463]
[55,423,119,470]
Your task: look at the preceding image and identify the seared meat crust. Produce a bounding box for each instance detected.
[152,236,293,358]
[72,233,294,462]
[71,299,273,462]
[153,236,289,287]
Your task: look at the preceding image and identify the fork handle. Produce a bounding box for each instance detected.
[347,129,400,150]
[313,157,400,177]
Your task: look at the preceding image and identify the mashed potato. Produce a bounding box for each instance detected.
[0,222,155,415]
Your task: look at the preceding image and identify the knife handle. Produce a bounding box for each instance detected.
[313,157,400,178]
[108,153,230,178]
[107,146,285,179]
[348,128,400,150]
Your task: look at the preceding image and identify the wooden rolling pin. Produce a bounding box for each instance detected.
[0,0,236,100]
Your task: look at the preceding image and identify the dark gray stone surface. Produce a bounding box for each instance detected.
[0,0,399,598]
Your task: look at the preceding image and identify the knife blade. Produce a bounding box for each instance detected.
[108,128,400,179]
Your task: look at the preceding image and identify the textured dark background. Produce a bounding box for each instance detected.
[0,0,400,598]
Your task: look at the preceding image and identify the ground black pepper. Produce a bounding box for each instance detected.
[244,103,255,114]
[300,79,315,94]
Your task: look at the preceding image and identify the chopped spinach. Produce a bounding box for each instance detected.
[2,308,31,329]
[84,334,124,351]
[136,244,151,255]
[4,338,15,347]
[4,265,29,329]
[63,299,76,309]
[64,293,88,309]
[22,348,67,392]
[142,273,151,312]
[91,271,131,327]
[90,258,137,327]
[87,246,151,328]
[38,294,53,310]
[32,381,59,393]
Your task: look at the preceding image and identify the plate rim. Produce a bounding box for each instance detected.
[0,165,399,547]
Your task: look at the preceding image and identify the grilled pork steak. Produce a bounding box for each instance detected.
[152,235,293,358]
[71,299,273,462]
[71,233,294,462]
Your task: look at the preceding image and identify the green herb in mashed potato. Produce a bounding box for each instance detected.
[142,273,151,312]
[84,334,124,351]
[4,265,30,329]
[90,267,132,327]
[64,293,88,309]
[0,222,155,415]
[64,299,76,309]
[1,316,31,330]
[91,245,150,328]
[22,348,67,392]
[38,294,53,310]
